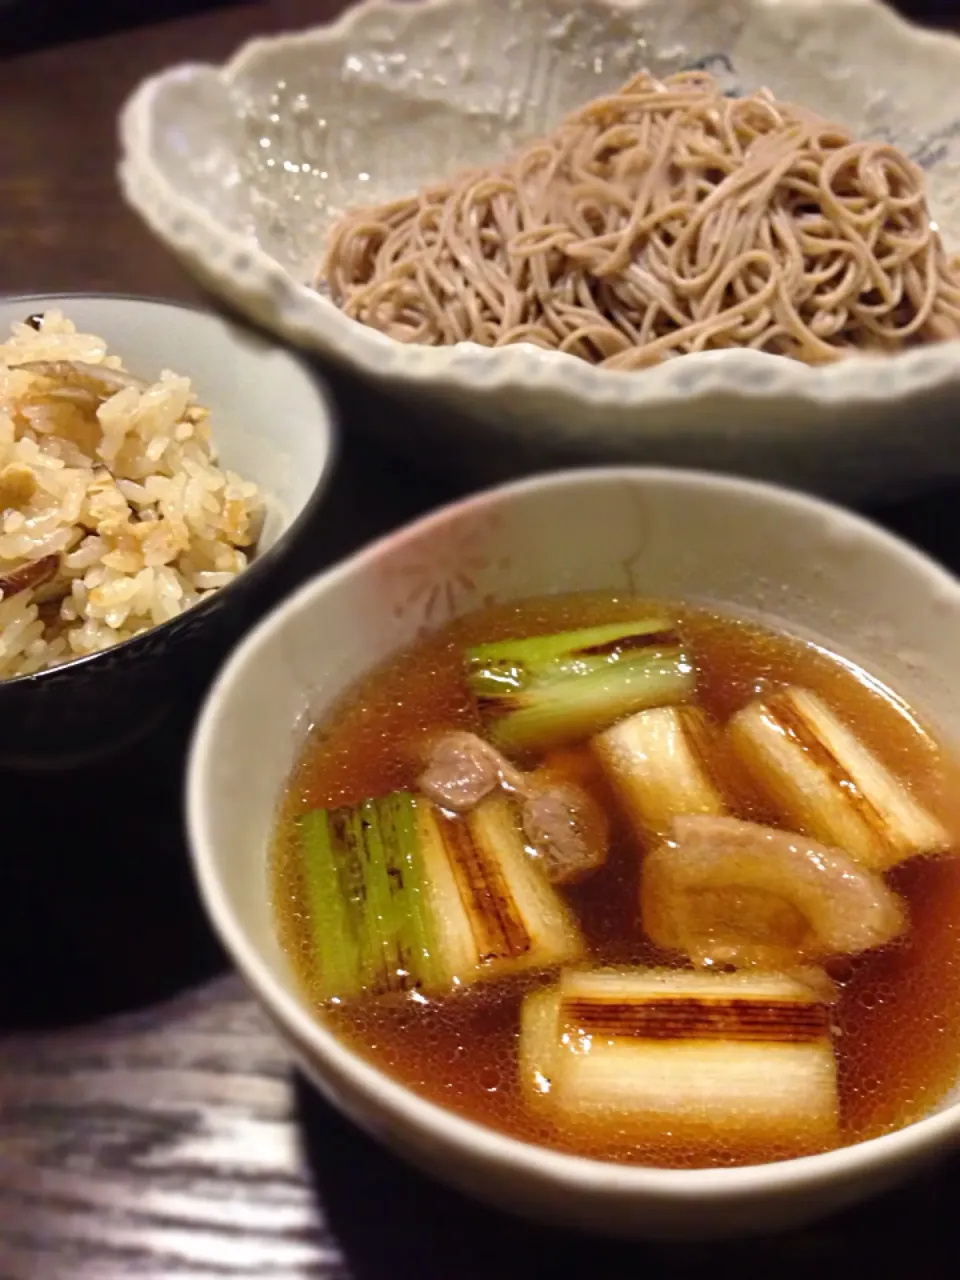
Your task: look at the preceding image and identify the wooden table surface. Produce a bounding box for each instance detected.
[5,3,960,1277]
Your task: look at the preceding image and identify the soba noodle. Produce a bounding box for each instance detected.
[321,71,960,368]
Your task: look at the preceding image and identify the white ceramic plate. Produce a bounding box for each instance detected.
[120,0,960,499]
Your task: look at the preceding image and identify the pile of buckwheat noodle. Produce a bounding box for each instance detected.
[320,70,960,369]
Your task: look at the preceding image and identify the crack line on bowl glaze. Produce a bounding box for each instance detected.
[618,488,655,596]
[117,0,960,476]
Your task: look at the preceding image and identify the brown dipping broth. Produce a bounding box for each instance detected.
[272,594,960,1168]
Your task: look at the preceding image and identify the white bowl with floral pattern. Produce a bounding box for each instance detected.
[188,465,960,1239]
[121,0,960,499]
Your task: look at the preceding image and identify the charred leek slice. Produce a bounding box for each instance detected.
[520,967,839,1151]
[728,687,949,872]
[297,791,583,1001]
[297,793,440,1002]
[418,794,584,973]
[593,705,729,840]
[465,618,695,752]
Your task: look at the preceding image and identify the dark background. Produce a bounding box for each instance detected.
[4,2,960,1277]
[1,0,958,57]
[0,0,247,56]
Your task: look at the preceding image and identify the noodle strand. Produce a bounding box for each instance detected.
[321,71,960,368]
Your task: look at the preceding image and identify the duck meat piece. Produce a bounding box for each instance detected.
[641,814,907,970]
[416,730,526,813]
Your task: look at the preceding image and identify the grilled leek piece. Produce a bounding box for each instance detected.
[299,793,440,1003]
[464,618,695,752]
[520,967,839,1152]
[296,791,583,1002]
[593,705,729,840]
[728,687,948,871]
[641,815,907,969]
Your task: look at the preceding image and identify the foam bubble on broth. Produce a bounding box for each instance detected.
[272,593,960,1168]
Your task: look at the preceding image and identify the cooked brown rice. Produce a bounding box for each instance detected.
[0,310,264,677]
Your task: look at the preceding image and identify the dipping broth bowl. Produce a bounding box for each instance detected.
[0,295,336,768]
[187,467,960,1239]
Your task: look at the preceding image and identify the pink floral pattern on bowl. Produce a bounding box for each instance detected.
[372,479,661,636]
[377,508,509,632]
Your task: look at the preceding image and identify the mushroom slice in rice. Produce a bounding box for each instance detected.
[0,554,60,600]
[10,360,150,402]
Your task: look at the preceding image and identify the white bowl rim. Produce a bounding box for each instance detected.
[0,291,338,688]
[187,464,960,1201]
[120,0,960,415]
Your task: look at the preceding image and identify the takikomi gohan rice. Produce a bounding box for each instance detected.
[0,311,263,677]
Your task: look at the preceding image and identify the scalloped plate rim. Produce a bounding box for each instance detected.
[117,0,960,413]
